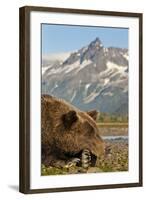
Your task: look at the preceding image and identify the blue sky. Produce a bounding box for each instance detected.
[42,24,128,54]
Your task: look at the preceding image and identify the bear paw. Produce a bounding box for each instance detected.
[81,149,91,168]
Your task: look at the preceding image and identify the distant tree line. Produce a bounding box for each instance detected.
[97,112,128,123]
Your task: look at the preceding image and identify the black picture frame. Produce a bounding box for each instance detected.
[19,6,143,194]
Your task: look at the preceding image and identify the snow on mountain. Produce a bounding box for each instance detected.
[42,52,71,66]
[42,37,128,115]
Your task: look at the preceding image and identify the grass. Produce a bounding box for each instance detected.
[98,124,128,136]
[98,123,128,128]
[41,165,69,175]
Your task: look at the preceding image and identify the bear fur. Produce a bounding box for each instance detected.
[41,94,105,168]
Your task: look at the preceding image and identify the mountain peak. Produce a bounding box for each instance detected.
[89,37,103,49]
[42,37,128,115]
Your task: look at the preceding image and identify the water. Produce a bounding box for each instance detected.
[102,135,128,141]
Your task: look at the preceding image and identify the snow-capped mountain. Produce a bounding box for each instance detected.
[42,52,71,75]
[42,37,128,115]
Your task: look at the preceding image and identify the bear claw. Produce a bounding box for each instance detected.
[64,158,80,168]
[81,149,91,168]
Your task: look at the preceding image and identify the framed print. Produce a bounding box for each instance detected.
[19,6,143,194]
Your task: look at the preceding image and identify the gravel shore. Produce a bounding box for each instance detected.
[96,139,128,172]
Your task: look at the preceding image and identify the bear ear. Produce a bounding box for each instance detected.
[87,110,98,121]
[62,110,78,129]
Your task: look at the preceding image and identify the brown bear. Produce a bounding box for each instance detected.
[41,94,105,168]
